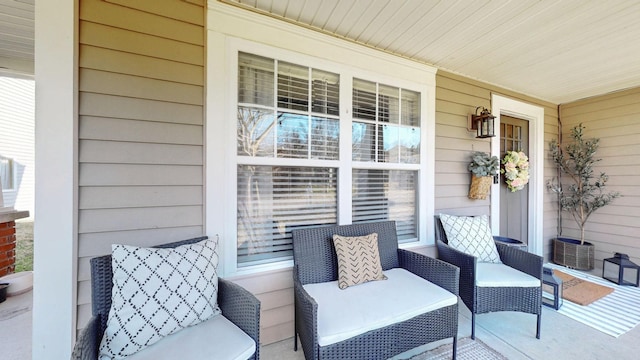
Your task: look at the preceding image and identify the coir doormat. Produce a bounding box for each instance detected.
[554,270,614,305]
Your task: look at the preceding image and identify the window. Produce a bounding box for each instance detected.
[233,49,426,268]
[236,52,340,266]
[0,155,13,190]
[351,79,421,241]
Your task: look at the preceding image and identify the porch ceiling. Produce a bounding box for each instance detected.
[222,0,640,104]
[3,1,640,104]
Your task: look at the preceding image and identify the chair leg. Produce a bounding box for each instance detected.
[471,313,476,340]
[452,336,457,360]
[536,313,541,339]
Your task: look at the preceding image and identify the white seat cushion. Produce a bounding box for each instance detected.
[126,315,256,360]
[303,268,458,346]
[476,263,541,288]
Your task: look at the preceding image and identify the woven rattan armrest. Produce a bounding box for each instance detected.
[398,249,459,296]
[218,278,261,360]
[70,315,101,360]
[292,265,319,360]
[496,243,543,280]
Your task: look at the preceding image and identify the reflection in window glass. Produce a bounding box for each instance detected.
[352,78,420,164]
[352,122,375,161]
[278,62,309,111]
[312,69,339,115]
[277,112,309,158]
[237,165,337,265]
[401,89,420,127]
[378,84,399,124]
[238,52,274,106]
[237,107,275,157]
[353,79,376,121]
[311,116,339,160]
[352,169,417,242]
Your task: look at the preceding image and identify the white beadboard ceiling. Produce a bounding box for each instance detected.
[221,0,640,104]
[2,0,640,103]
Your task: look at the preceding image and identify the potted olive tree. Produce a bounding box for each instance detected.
[468,151,500,200]
[547,124,621,270]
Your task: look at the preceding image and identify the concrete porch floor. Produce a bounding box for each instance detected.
[1,289,639,359]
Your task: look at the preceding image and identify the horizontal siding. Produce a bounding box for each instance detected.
[79,92,203,124]
[228,268,295,345]
[556,87,640,269]
[0,76,34,216]
[79,116,203,145]
[79,140,203,165]
[435,70,559,261]
[76,0,206,338]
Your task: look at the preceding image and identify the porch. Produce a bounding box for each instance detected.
[2,283,639,360]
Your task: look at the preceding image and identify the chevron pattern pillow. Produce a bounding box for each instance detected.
[99,239,221,359]
[333,233,387,289]
[439,214,501,263]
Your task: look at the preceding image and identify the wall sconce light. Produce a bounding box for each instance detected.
[468,106,496,138]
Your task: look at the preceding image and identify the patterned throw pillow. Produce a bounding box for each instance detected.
[99,239,221,359]
[333,233,387,289]
[439,214,501,263]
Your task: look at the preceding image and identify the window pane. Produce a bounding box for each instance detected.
[399,127,420,164]
[311,116,339,160]
[377,124,398,163]
[312,69,339,116]
[277,112,309,158]
[378,84,399,124]
[237,107,275,157]
[237,165,337,265]
[353,79,376,121]
[352,122,375,161]
[0,156,13,190]
[278,62,309,111]
[238,52,274,106]
[352,169,417,242]
[401,89,420,127]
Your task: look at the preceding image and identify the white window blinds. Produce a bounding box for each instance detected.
[352,169,418,241]
[352,79,421,164]
[237,166,337,265]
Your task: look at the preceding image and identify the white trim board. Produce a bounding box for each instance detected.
[490,94,545,256]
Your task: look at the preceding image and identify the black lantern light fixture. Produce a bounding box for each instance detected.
[603,253,640,287]
[542,267,563,310]
[468,106,496,138]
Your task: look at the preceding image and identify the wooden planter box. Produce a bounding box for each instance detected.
[553,237,595,270]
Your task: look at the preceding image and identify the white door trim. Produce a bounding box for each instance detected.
[490,94,544,256]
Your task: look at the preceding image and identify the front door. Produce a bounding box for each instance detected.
[499,116,529,244]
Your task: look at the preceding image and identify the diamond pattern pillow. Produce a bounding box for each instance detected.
[333,233,387,289]
[439,214,501,263]
[99,239,221,359]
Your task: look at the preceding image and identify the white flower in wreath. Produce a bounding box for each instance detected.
[501,151,530,192]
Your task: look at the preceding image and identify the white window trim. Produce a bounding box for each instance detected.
[206,5,436,277]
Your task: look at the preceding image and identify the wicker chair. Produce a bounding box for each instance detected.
[71,236,261,360]
[434,216,543,340]
[292,221,460,360]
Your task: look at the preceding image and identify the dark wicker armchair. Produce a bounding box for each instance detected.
[292,221,460,360]
[71,236,261,360]
[435,216,543,340]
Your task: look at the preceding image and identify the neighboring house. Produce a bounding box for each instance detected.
[0,74,35,218]
[33,1,639,359]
